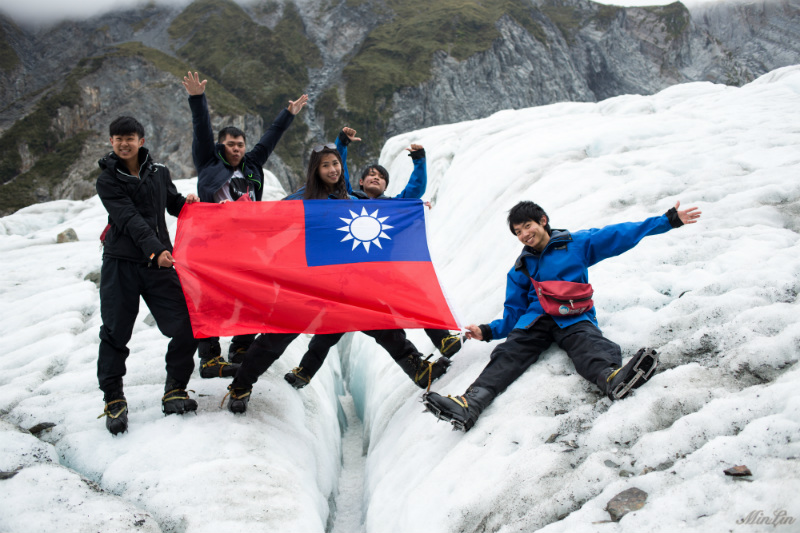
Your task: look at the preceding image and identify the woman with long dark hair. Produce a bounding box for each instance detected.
[285,142,350,200]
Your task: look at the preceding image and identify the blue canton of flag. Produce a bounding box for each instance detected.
[304,199,432,267]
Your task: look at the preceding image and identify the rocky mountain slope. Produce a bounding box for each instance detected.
[0,0,798,215]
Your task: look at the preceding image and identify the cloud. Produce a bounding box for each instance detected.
[0,0,192,26]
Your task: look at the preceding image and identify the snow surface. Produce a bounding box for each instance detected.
[2,66,800,533]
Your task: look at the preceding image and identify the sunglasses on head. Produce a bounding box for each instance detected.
[312,143,337,153]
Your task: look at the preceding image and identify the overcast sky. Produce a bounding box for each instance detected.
[1,0,719,27]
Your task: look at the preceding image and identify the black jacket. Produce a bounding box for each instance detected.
[96,147,185,263]
[189,93,294,203]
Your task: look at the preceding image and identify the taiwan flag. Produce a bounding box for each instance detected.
[173,199,460,338]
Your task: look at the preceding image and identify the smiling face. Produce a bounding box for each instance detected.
[512,216,550,252]
[221,134,246,167]
[317,153,342,187]
[109,133,144,172]
[359,168,387,198]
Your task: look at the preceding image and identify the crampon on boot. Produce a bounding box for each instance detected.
[98,392,128,435]
[284,367,311,389]
[438,333,465,358]
[199,356,240,378]
[223,384,251,413]
[422,387,493,432]
[162,378,198,415]
[605,348,659,400]
[397,354,451,390]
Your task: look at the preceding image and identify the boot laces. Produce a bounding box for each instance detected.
[447,395,468,409]
[202,356,234,377]
[220,386,251,408]
[291,367,310,384]
[162,388,194,403]
[98,398,127,419]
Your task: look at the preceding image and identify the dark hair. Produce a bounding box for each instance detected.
[218,126,247,144]
[359,164,389,189]
[109,116,144,138]
[303,147,349,200]
[508,201,551,235]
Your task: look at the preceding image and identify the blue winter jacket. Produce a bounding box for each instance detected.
[348,145,427,200]
[487,214,675,340]
[189,93,294,203]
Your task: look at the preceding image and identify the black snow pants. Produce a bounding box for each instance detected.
[97,258,198,396]
[470,315,621,399]
[235,329,422,388]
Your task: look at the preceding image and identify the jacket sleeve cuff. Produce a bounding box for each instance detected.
[408,148,425,160]
[479,324,493,342]
[338,130,351,147]
[665,207,683,228]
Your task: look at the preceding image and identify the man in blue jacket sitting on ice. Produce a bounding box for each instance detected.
[423,199,702,431]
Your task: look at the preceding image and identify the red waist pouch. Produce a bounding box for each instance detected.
[532,279,594,316]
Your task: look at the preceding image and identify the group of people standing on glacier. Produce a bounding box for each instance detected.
[95,71,701,435]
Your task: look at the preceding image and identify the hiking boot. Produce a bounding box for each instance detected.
[422,387,493,432]
[225,385,252,414]
[200,356,240,378]
[396,354,451,389]
[162,378,198,415]
[228,335,256,364]
[605,348,659,400]
[438,334,464,358]
[99,391,128,435]
[284,367,311,389]
[228,346,248,365]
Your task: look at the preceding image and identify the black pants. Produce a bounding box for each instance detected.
[234,329,422,389]
[197,334,258,358]
[97,258,198,396]
[295,328,447,379]
[471,315,621,399]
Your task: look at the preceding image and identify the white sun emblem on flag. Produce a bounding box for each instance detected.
[337,207,393,252]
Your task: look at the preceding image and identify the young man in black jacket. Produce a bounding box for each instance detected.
[96,116,200,435]
[182,71,308,378]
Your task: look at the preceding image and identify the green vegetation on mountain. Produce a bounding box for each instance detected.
[0,59,103,213]
[112,42,248,116]
[337,0,546,158]
[592,4,623,31]
[644,2,690,40]
[0,26,21,72]
[541,0,583,44]
[169,0,320,174]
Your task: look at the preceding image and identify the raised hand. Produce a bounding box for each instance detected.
[182,71,207,96]
[287,94,309,115]
[342,127,361,143]
[406,143,424,152]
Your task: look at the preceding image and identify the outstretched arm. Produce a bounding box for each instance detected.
[336,126,360,195]
[394,143,427,199]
